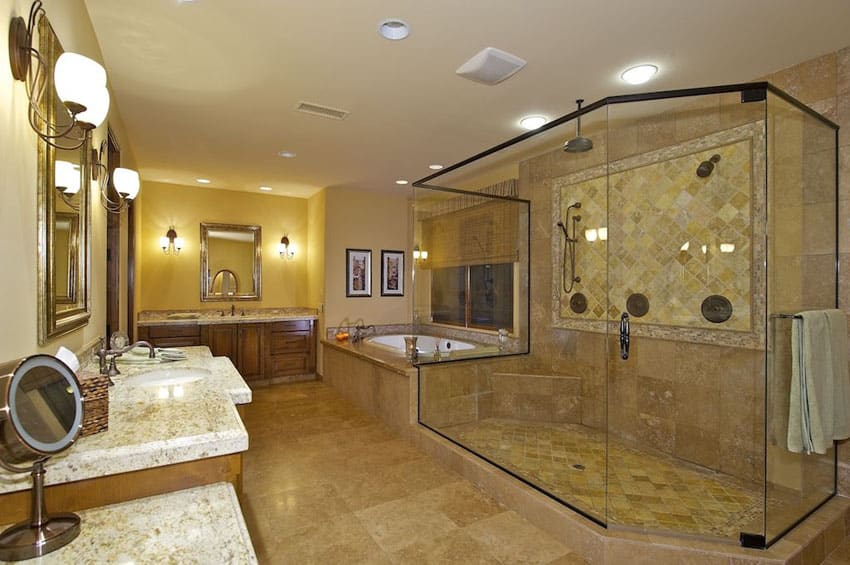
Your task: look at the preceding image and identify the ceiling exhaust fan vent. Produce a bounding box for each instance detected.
[295,101,349,120]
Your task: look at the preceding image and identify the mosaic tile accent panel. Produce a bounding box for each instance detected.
[552,123,767,348]
[442,418,774,539]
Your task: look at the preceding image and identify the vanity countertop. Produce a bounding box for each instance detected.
[138,307,318,326]
[0,482,257,564]
[0,346,249,495]
[111,345,252,405]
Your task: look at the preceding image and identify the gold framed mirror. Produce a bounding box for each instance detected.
[37,17,91,344]
[200,223,262,301]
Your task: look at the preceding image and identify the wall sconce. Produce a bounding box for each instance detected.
[160,227,184,255]
[91,139,140,213]
[412,246,428,261]
[278,235,296,260]
[9,1,110,150]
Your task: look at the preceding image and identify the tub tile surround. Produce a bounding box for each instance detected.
[325,322,523,352]
[0,483,258,564]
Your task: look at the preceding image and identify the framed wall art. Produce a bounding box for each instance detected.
[381,250,404,297]
[346,248,371,297]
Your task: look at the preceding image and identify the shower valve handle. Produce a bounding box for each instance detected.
[619,312,630,360]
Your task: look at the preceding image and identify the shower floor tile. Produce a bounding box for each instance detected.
[441,418,768,539]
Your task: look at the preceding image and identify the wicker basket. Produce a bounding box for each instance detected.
[77,369,109,436]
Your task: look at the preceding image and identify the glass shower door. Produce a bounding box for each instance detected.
[605,92,767,543]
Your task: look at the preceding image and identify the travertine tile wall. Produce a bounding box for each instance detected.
[516,48,850,487]
[763,46,850,497]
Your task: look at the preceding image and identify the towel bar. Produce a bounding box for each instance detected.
[771,313,803,319]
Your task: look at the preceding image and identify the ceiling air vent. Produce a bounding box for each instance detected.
[295,101,349,120]
[456,47,526,85]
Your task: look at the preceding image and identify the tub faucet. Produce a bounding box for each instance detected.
[351,322,375,344]
[96,340,156,383]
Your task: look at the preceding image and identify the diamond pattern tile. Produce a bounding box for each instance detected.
[442,418,772,539]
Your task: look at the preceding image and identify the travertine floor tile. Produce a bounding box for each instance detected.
[389,530,503,564]
[241,382,579,564]
[354,494,460,553]
[464,510,572,564]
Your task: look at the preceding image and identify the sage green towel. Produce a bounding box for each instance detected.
[788,310,850,454]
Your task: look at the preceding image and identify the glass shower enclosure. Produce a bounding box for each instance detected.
[413,83,839,548]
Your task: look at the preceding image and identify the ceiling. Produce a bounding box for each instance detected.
[83,0,850,199]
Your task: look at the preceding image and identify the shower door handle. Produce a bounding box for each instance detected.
[619,312,630,360]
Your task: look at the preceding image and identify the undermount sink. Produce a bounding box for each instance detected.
[167,312,201,320]
[122,367,211,388]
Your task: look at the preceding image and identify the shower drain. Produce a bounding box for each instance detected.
[571,463,586,471]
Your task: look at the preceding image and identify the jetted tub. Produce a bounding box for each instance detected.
[366,334,476,356]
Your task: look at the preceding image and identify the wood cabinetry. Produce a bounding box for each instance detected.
[201,324,238,360]
[138,323,201,347]
[141,319,316,386]
[265,320,316,380]
[237,323,264,381]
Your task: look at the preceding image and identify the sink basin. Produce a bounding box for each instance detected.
[167,312,201,320]
[122,367,211,388]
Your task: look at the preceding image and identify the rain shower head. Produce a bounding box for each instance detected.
[565,136,594,153]
[696,154,721,178]
[564,99,593,153]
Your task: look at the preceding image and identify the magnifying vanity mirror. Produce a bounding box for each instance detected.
[200,223,262,301]
[37,16,91,343]
[0,355,84,561]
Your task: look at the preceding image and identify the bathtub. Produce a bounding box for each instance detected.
[367,334,476,356]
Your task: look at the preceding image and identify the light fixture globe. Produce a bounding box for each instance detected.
[112,168,140,199]
[54,53,109,122]
[54,160,80,194]
[73,86,110,129]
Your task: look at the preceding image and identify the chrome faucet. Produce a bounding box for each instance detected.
[96,340,156,382]
[351,322,375,344]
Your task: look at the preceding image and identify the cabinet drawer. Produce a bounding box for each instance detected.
[147,324,200,338]
[269,331,311,355]
[151,336,201,348]
[267,353,310,376]
[269,320,312,332]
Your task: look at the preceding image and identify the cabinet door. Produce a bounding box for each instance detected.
[203,324,238,362]
[238,323,264,381]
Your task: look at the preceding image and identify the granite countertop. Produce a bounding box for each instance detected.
[111,346,252,405]
[138,307,318,326]
[0,347,249,495]
[0,482,257,564]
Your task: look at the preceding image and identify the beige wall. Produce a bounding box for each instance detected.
[307,189,326,373]
[323,187,411,333]
[0,0,134,362]
[137,181,307,312]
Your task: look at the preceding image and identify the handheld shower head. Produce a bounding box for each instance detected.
[564,99,593,153]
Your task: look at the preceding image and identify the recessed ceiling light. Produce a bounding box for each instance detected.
[519,115,547,130]
[620,64,658,85]
[259,186,272,192]
[395,179,409,185]
[428,164,444,170]
[195,178,211,184]
[378,19,410,41]
[278,150,296,158]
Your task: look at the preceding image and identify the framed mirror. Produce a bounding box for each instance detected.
[200,223,262,301]
[37,17,91,344]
